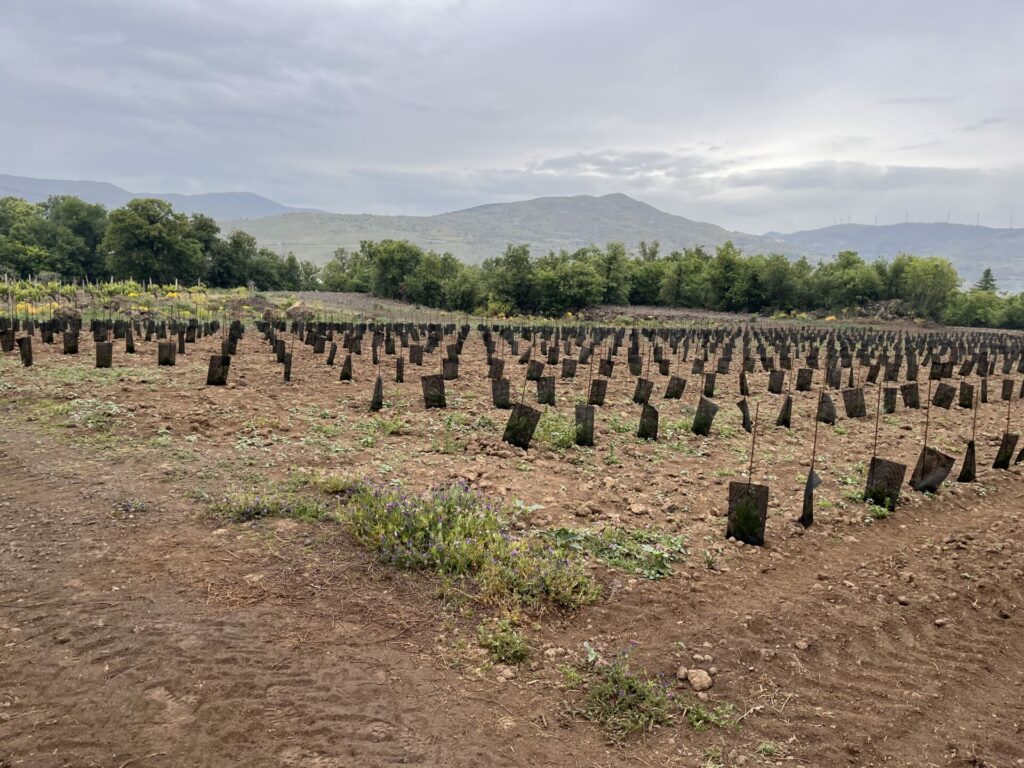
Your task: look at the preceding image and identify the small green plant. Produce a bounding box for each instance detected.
[434,414,463,454]
[867,501,890,520]
[535,410,577,452]
[606,414,632,434]
[701,747,725,768]
[703,549,718,571]
[57,398,128,432]
[580,651,674,739]
[684,699,736,732]
[560,665,584,687]
[346,482,599,611]
[371,414,408,436]
[603,444,621,466]
[755,741,780,758]
[289,468,364,496]
[477,618,529,664]
[113,498,147,517]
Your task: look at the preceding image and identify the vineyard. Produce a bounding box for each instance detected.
[2,283,1023,767]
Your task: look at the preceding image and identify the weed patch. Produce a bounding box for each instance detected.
[578,650,674,740]
[535,410,577,452]
[541,526,688,579]
[346,482,599,611]
[211,490,334,522]
[477,618,529,664]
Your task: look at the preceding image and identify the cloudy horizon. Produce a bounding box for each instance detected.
[2,0,1021,234]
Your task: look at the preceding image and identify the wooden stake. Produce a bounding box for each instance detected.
[872,378,883,460]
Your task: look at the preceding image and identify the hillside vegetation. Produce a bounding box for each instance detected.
[3,193,1023,329]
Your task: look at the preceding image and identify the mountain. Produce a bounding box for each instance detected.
[225,193,1024,289]
[223,193,782,265]
[6,174,1022,290]
[772,222,1024,290]
[0,174,318,220]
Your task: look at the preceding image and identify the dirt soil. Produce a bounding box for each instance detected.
[2,318,1023,768]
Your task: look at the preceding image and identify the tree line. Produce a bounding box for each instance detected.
[320,239,1024,329]
[3,194,1024,328]
[0,196,320,291]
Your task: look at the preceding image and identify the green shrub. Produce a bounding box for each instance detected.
[478,536,600,610]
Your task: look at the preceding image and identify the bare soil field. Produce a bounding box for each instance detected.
[2,311,1023,768]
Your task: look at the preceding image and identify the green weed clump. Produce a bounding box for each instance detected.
[346,482,600,611]
[580,650,674,739]
[535,410,578,452]
[288,468,365,496]
[477,618,530,664]
[57,398,129,432]
[684,699,736,732]
[211,490,333,522]
[542,526,688,579]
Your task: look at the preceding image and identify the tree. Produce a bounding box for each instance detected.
[706,242,751,311]
[249,247,286,290]
[298,259,321,290]
[102,198,203,283]
[209,230,258,287]
[944,289,1005,327]
[811,251,882,310]
[974,268,997,292]
[593,243,631,304]
[628,258,666,305]
[484,244,535,313]
[40,196,108,279]
[902,256,960,320]
[280,253,303,290]
[658,255,688,307]
[757,253,799,311]
[404,250,451,306]
[366,240,423,299]
[638,239,660,262]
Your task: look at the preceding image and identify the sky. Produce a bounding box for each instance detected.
[2,0,1022,233]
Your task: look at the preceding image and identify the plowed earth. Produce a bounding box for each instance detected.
[2,319,1023,768]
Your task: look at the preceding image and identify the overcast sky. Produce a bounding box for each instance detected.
[2,0,1022,233]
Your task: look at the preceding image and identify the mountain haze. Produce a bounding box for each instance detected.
[0,174,318,220]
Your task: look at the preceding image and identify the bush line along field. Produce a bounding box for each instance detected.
[1,290,1023,767]
[4,193,1024,329]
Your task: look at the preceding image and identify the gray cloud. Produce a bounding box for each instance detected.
[1,0,1021,232]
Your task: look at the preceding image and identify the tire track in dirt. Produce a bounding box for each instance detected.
[0,440,573,768]
[578,470,1024,765]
